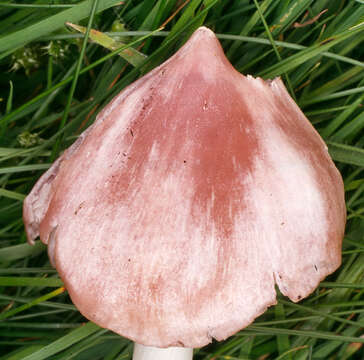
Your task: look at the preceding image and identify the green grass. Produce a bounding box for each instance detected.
[0,0,364,359]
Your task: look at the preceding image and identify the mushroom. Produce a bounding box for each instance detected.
[23,27,346,359]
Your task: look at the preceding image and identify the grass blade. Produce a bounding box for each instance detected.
[21,322,101,360]
[328,142,364,167]
[0,0,121,55]
[0,277,63,287]
[0,287,66,321]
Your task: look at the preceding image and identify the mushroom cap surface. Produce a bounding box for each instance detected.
[23,27,346,348]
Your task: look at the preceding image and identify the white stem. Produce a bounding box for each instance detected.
[132,343,193,360]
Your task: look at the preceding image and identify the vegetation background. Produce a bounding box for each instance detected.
[0,0,363,359]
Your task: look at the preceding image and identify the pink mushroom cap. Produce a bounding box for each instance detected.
[23,27,346,348]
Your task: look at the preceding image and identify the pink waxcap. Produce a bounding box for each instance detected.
[23,27,346,348]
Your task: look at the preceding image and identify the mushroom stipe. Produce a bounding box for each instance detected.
[23,27,346,351]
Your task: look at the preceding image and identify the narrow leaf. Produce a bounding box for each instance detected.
[0,287,66,321]
[0,242,46,262]
[328,142,364,167]
[0,0,121,55]
[66,22,147,67]
[22,322,101,360]
[0,188,26,201]
[0,164,50,175]
[6,80,13,115]
[0,277,63,287]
